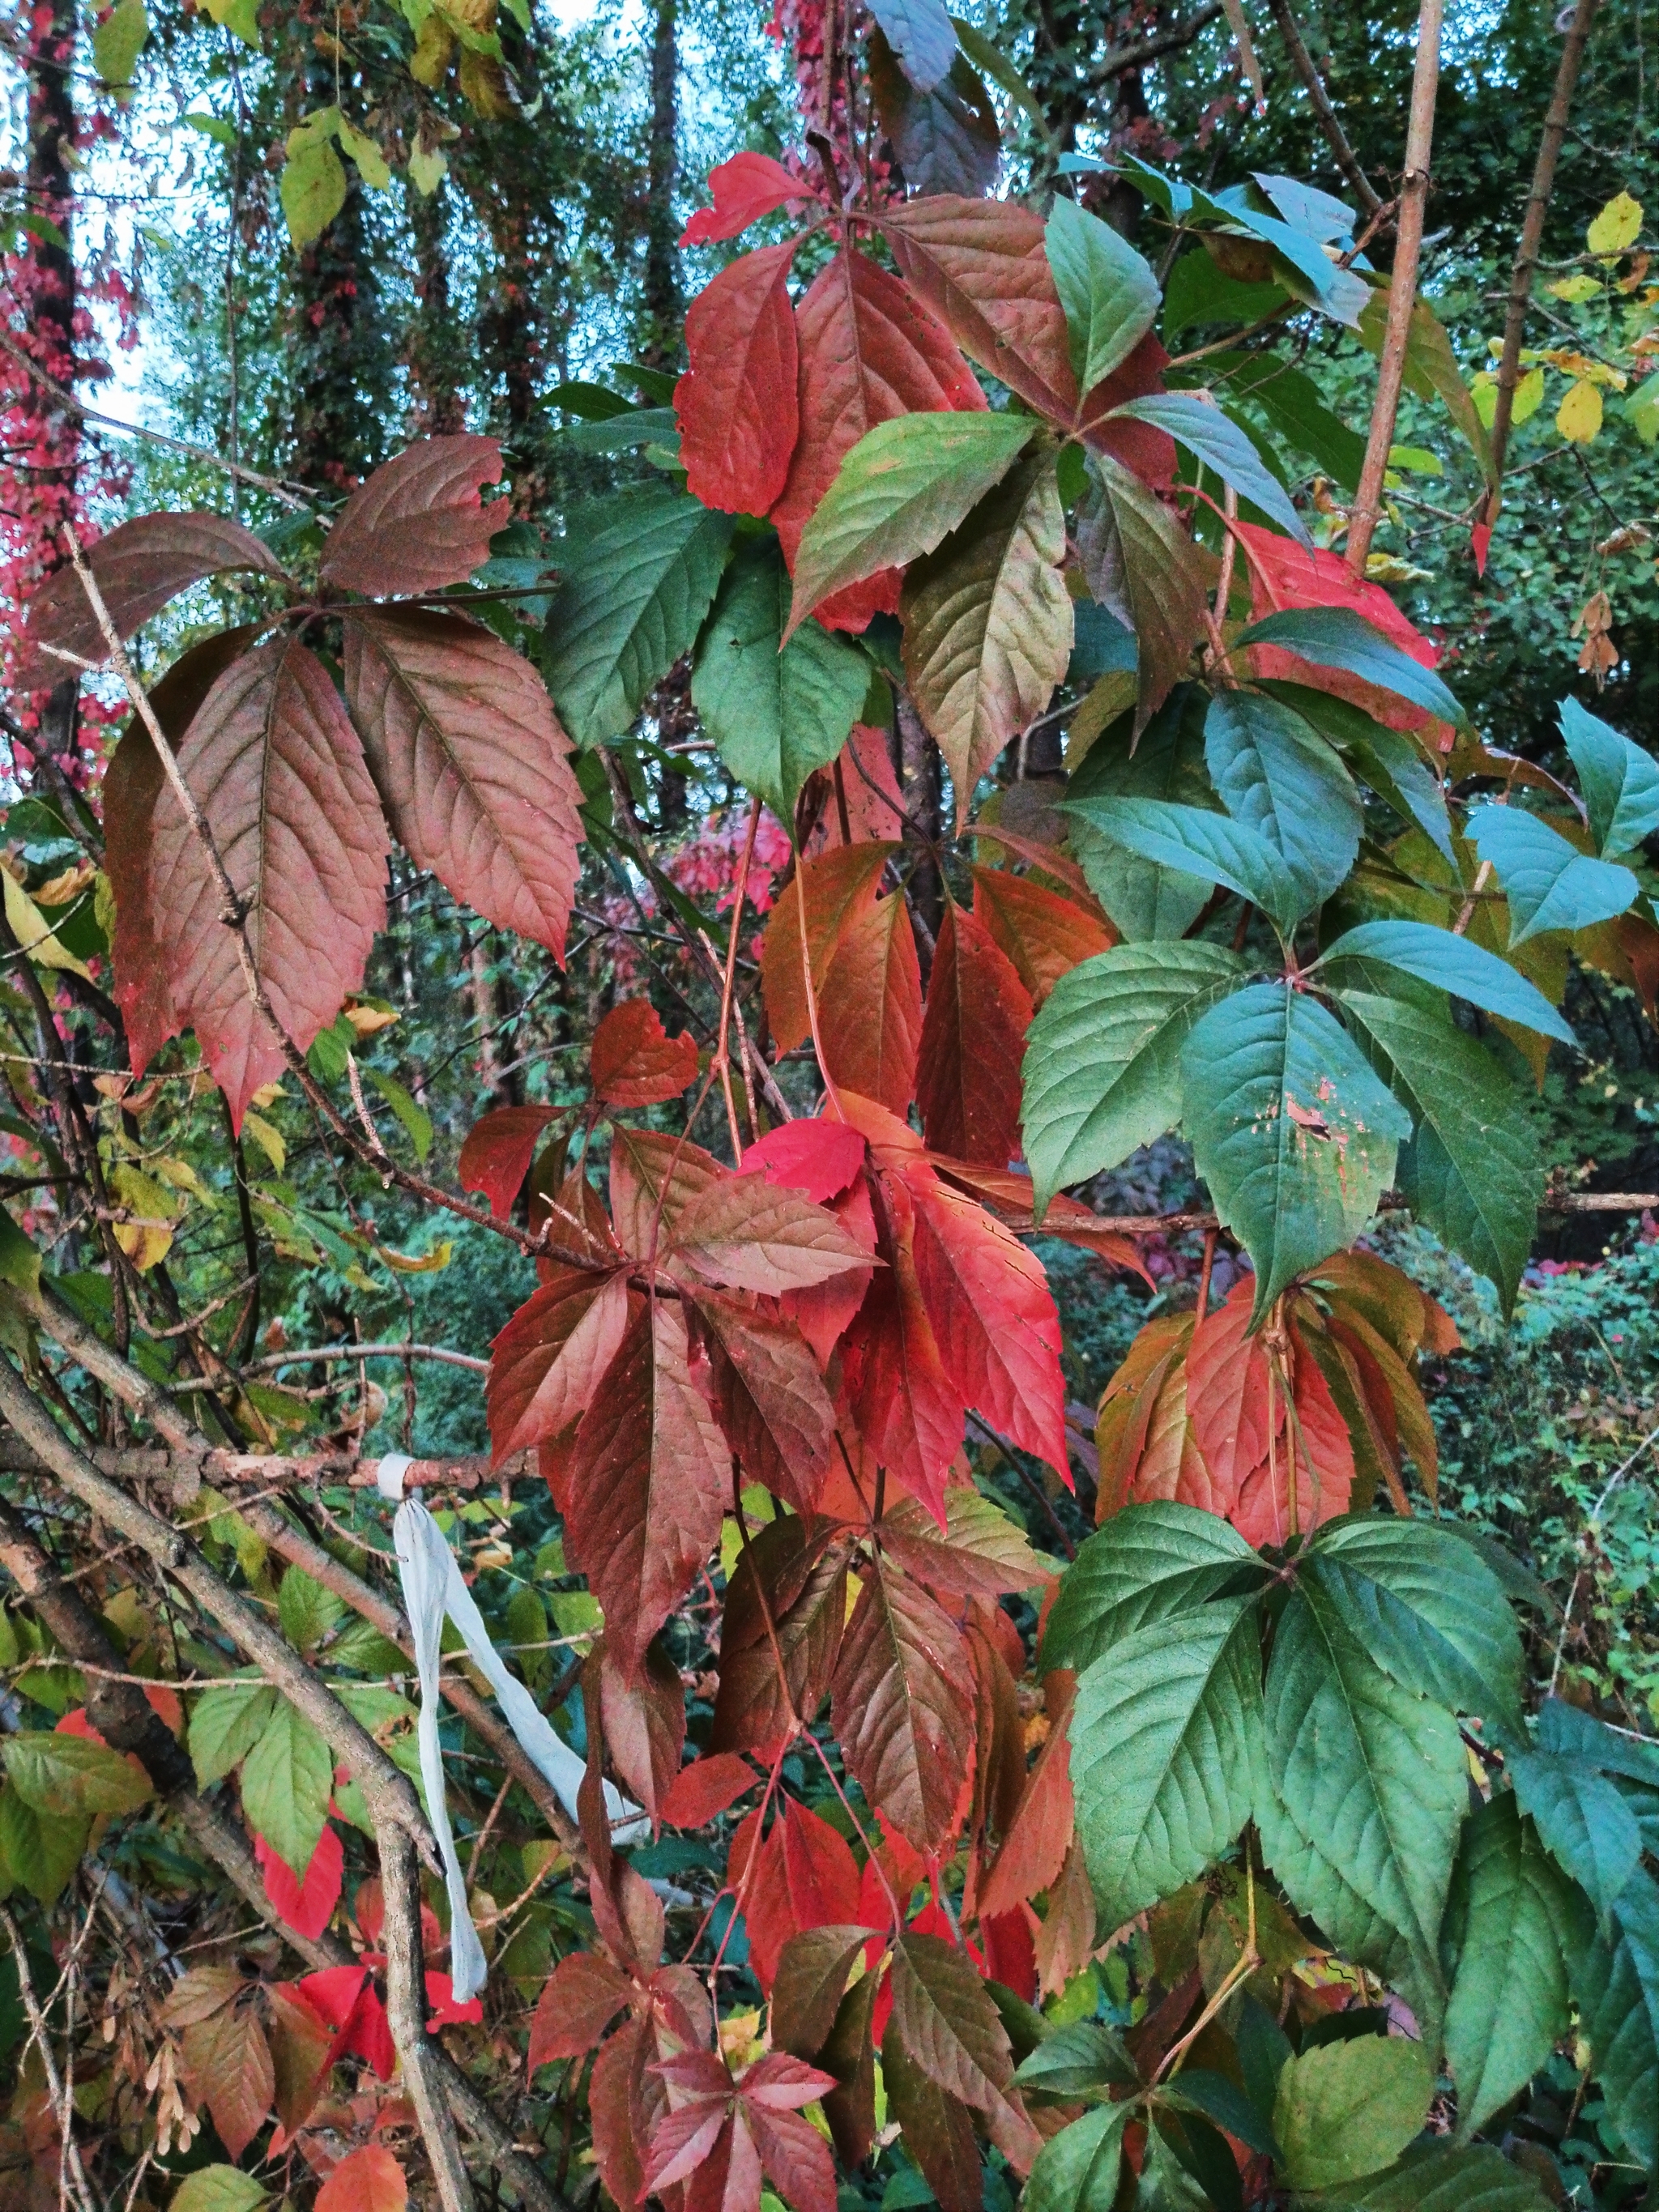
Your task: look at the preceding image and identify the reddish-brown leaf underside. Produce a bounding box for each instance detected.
[676,241,802,518]
[143,635,390,1127]
[820,881,924,1115]
[770,247,984,633]
[458,1102,557,1218]
[488,1266,632,1462]
[915,901,1033,1165]
[527,1950,633,2067]
[830,1556,975,1854]
[602,1639,687,1822]
[666,1171,876,1296]
[319,433,503,599]
[686,1289,838,1512]
[591,997,702,1106]
[343,605,582,957]
[713,1518,850,1758]
[14,511,286,688]
[608,1128,725,1260]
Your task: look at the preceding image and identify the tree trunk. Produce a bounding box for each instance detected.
[406,183,464,437]
[640,0,682,368]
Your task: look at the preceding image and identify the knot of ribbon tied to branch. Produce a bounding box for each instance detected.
[378,1454,646,2001]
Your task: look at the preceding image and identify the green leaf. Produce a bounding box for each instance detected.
[277,1566,346,1657]
[365,1067,433,1162]
[1272,2034,1433,2192]
[1013,2022,1135,2102]
[1466,804,1638,945]
[1179,983,1411,1319]
[198,0,259,43]
[901,449,1073,822]
[280,116,347,248]
[93,0,148,83]
[190,1681,279,1787]
[692,544,869,823]
[787,412,1034,632]
[0,1206,40,1299]
[1064,684,1215,940]
[182,112,236,147]
[1043,1502,1263,1674]
[1578,1868,1659,2172]
[1318,919,1576,1042]
[1443,1792,1589,2142]
[555,407,680,455]
[1160,258,1289,347]
[0,1786,86,1905]
[1509,1747,1641,1919]
[1045,197,1161,394]
[1203,689,1361,909]
[1158,2068,1278,2157]
[335,116,391,189]
[1022,941,1249,1211]
[1358,292,1495,487]
[1024,2101,1130,2212]
[1235,605,1468,728]
[1071,1596,1262,1929]
[1204,349,1366,492]
[543,488,733,748]
[948,18,1049,131]
[1320,2144,1556,2212]
[1559,696,1659,859]
[1115,393,1310,543]
[238,1699,332,1877]
[170,2168,268,2212]
[3,1732,151,1817]
[1306,1517,1525,1732]
[1075,454,1213,732]
[1337,987,1542,1316]
[1065,795,1305,934]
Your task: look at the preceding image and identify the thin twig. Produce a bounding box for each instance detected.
[1265,0,1383,215]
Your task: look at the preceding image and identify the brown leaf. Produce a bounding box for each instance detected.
[882,2017,983,2212]
[686,1290,837,1512]
[601,1638,686,1824]
[343,606,581,955]
[771,1927,876,2061]
[1032,1840,1096,2001]
[712,1519,850,1756]
[975,1682,1074,1920]
[15,513,285,688]
[889,1929,1013,2110]
[160,1966,244,2029]
[881,1490,1053,1600]
[761,842,898,1056]
[831,1558,975,1854]
[609,1127,725,1261]
[487,1268,631,1461]
[527,1951,633,2068]
[565,1296,730,1679]
[970,864,1115,1008]
[818,1964,881,2168]
[668,1174,876,1298]
[915,903,1032,1165]
[266,1982,334,2135]
[180,1997,275,2161]
[591,998,702,1106]
[320,434,502,598]
[143,635,388,1124]
[590,2017,652,2212]
[966,1619,1026,1869]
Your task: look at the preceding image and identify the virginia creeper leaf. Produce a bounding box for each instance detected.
[239,1698,333,1877]
[680,151,806,245]
[1577,1869,1659,2172]
[590,998,701,1106]
[1045,195,1160,394]
[1559,695,1659,859]
[1202,688,1361,910]
[1272,2035,1433,2192]
[1042,1501,1261,1674]
[686,1289,838,1513]
[458,1103,556,1218]
[866,0,957,90]
[970,865,1114,1007]
[1075,454,1213,730]
[319,434,502,597]
[868,33,1000,198]
[1235,605,1468,728]
[915,901,1033,1164]
[664,1172,874,1294]
[1320,918,1575,1042]
[487,1268,631,1460]
[831,1557,975,1853]
[675,241,801,517]
[1114,390,1309,543]
[1467,804,1638,946]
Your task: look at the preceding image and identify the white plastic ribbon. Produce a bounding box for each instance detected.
[378,1454,646,2002]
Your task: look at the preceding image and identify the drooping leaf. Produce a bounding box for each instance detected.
[1357,291,1495,486]
[787,411,1034,635]
[1235,605,1467,729]
[1467,804,1638,946]
[692,543,870,821]
[866,0,957,89]
[344,609,582,953]
[238,1698,334,1877]
[1559,695,1659,859]
[882,2017,983,2212]
[319,435,502,597]
[313,2145,407,2212]
[975,1683,1074,1916]
[178,2000,276,2163]
[1045,195,1160,394]
[169,2169,268,2212]
[713,1519,849,1757]
[0,1787,86,1903]
[608,1127,724,1258]
[543,488,734,747]
[772,247,985,633]
[1180,982,1411,1319]
[970,865,1114,1007]
[916,901,1033,1164]
[591,998,701,1106]
[15,513,285,688]
[1114,392,1310,543]
[144,636,389,1127]
[1320,918,1575,1042]
[1022,942,1247,1213]
[1320,2146,1557,2212]
[1202,688,1361,910]
[675,241,801,517]
[890,1929,1017,2112]
[1263,680,1456,861]
[1075,454,1213,730]
[1338,988,1542,1317]
[1443,1791,1589,2140]
[1070,1596,1261,1929]
[686,1289,838,1513]
[761,842,897,1055]
[487,1268,631,1460]
[1271,2034,1433,2192]
[831,1558,975,1853]
[563,1298,731,1680]
[660,1752,757,1827]
[1043,1501,1262,1673]
[527,1951,632,2067]
[902,449,1072,818]
[868,34,1000,198]
[880,1487,1053,1600]
[190,1681,278,1787]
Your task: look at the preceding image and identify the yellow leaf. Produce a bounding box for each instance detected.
[1558,379,1604,442]
[1548,274,1602,302]
[335,117,391,190]
[241,1112,285,1174]
[343,1001,399,1038]
[1514,365,1546,424]
[248,1081,287,1111]
[150,1156,207,1196]
[34,864,96,908]
[2,872,93,981]
[377,1238,453,1273]
[1588,190,1644,258]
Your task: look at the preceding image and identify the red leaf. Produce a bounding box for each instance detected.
[910,1181,1068,1480]
[564,1296,730,1679]
[319,435,502,599]
[315,2143,408,2212]
[916,903,1033,1166]
[528,1950,633,2067]
[745,2099,838,2212]
[488,1268,632,1462]
[646,2102,736,2193]
[975,1689,1073,1920]
[928,1161,1154,1287]
[667,1171,876,1296]
[780,1798,862,1930]
[15,512,285,689]
[297,1965,396,2082]
[970,864,1115,1008]
[806,725,906,850]
[266,1983,334,2136]
[821,878,924,1114]
[1081,331,1177,488]
[761,842,897,1058]
[842,1177,964,1521]
[680,152,808,246]
[254,1821,343,1943]
[424,1971,483,2029]
[1184,1289,1273,1518]
[660,1752,757,1828]
[832,1557,975,1854]
[743,1118,867,1205]
[343,606,582,956]
[781,1173,878,1367]
[881,195,1077,426]
[601,1640,687,1823]
[608,1127,726,1260]
[1230,1323,1354,1549]
[144,637,390,1127]
[590,2016,652,2212]
[729,1805,793,1993]
[591,997,702,1106]
[1234,519,1444,731]
[771,248,984,633]
[676,242,802,516]
[687,1289,838,1512]
[459,1104,557,1218]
